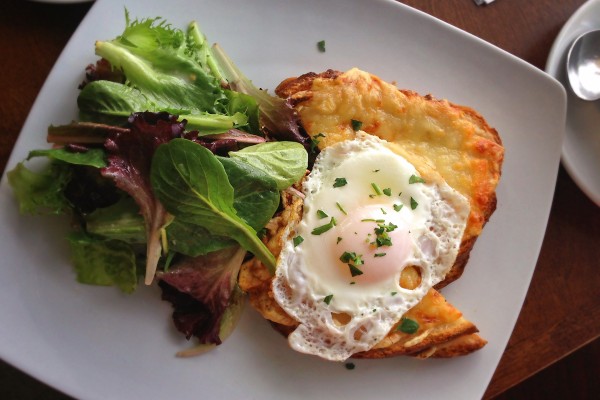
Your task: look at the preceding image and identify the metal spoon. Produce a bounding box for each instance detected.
[566,29,600,101]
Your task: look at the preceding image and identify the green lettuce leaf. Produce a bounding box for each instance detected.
[67,232,139,294]
[85,197,146,243]
[27,147,107,168]
[7,162,72,215]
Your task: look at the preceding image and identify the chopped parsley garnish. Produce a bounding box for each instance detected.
[351,119,363,131]
[382,187,392,196]
[372,222,397,247]
[398,318,419,334]
[380,207,387,215]
[340,251,363,265]
[376,222,398,233]
[410,197,419,210]
[340,251,364,277]
[333,177,348,188]
[374,252,386,257]
[373,169,380,173]
[348,264,364,277]
[345,362,356,370]
[337,236,343,244]
[350,281,356,285]
[317,40,326,52]
[393,203,403,212]
[391,291,397,296]
[409,174,426,184]
[311,217,337,235]
[310,133,326,152]
[293,235,304,247]
[371,182,383,196]
[336,202,348,215]
[316,209,329,219]
[323,294,333,304]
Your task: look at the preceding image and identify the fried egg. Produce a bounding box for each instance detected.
[272,133,470,361]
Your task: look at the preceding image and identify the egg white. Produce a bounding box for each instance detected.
[273,133,470,361]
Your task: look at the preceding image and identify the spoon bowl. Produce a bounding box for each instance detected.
[566,29,600,101]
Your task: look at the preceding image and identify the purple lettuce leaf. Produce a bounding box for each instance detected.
[101,112,185,284]
[158,246,246,344]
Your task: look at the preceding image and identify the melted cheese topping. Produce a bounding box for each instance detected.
[294,68,504,239]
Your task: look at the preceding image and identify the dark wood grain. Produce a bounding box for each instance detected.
[0,1,598,399]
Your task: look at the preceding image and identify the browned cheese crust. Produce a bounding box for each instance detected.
[238,189,487,359]
[275,68,504,287]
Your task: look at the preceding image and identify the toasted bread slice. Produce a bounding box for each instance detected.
[275,68,503,287]
[238,189,487,359]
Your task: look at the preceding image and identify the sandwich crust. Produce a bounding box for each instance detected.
[238,188,487,359]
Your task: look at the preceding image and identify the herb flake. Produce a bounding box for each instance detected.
[351,119,363,131]
[317,40,326,52]
[398,318,419,334]
[293,235,304,247]
[333,177,348,188]
[409,174,426,184]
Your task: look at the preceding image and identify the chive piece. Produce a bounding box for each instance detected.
[398,318,419,334]
[361,218,385,223]
[393,203,403,212]
[345,362,356,370]
[409,174,426,184]
[323,294,333,304]
[349,264,364,277]
[410,197,418,210]
[351,119,363,131]
[333,177,348,188]
[317,40,326,52]
[336,202,348,215]
[382,188,392,196]
[371,182,383,195]
[380,207,387,215]
[293,235,304,247]
[374,253,386,257]
[311,217,336,235]
[337,236,343,244]
[316,209,328,219]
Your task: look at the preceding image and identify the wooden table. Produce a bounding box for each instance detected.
[0,0,598,398]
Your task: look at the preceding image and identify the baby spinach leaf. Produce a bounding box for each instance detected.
[150,138,276,273]
[218,156,279,230]
[229,141,307,190]
[165,156,279,257]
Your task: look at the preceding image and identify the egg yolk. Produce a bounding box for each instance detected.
[329,204,411,284]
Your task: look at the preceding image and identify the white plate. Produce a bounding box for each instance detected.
[0,0,566,399]
[546,0,600,206]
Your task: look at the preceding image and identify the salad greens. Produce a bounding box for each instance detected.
[7,13,308,352]
[151,138,277,274]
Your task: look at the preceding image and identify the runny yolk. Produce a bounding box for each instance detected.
[329,204,411,284]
